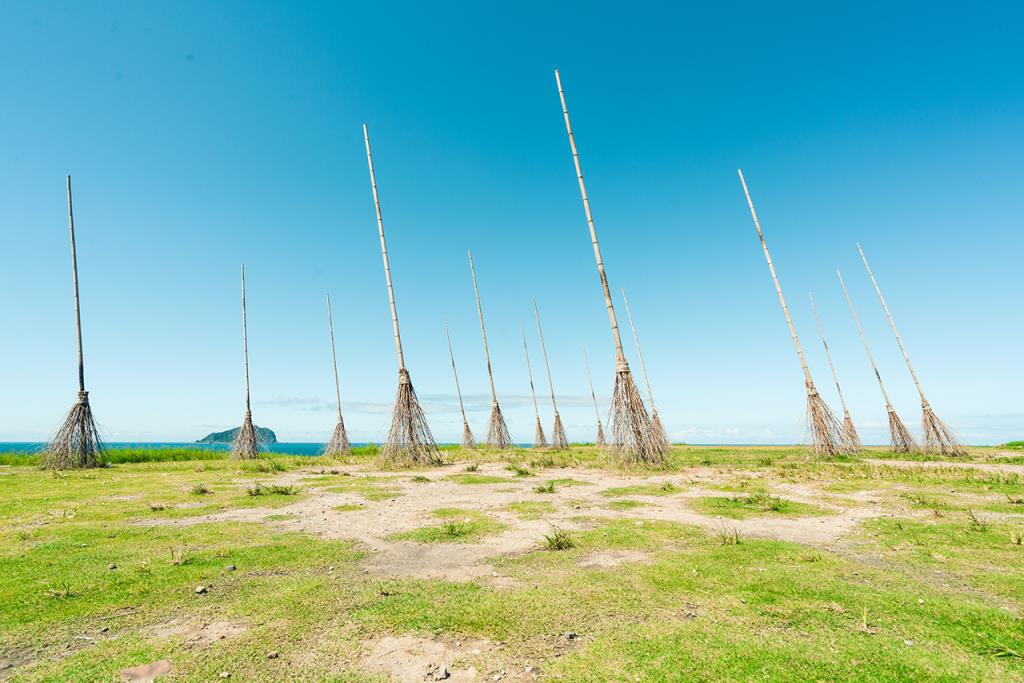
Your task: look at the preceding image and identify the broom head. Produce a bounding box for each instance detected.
[486,401,513,449]
[380,369,443,467]
[887,407,917,453]
[323,416,351,456]
[231,410,260,460]
[921,402,965,457]
[842,411,862,451]
[462,421,477,449]
[533,416,548,449]
[43,391,104,469]
[550,411,569,450]
[805,385,851,457]
[608,363,664,465]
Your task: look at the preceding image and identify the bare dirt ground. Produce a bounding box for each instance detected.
[138,462,887,583]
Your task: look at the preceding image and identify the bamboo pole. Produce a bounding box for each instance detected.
[533,301,559,414]
[326,293,342,421]
[837,271,895,410]
[443,316,470,430]
[363,124,406,372]
[66,175,86,394]
[582,345,605,446]
[856,244,926,401]
[737,170,813,387]
[554,70,627,365]
[808,291,850,418]
[468,250,499,405]
[241,264,251,414]
[620,289,656,409]
[522,327,543,426]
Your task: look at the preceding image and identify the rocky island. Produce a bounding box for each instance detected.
[196,426,277,444]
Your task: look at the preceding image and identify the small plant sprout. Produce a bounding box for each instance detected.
[543,527,575,551]
[411,475,431,483]
[716,522,740,546]
[464,463,479,472]
[507,463,532,477]
[190,483,211,495]
[967,509,990,532]
[441,520,471,538]
[534,481,556,494]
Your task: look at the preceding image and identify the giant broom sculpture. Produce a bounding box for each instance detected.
[44,176,104,469]
[809,291,861,451]
[522,327,548,448]
[444,317,476,449]
[857,245,964,456]
[555,70,660,463]
[621,289,671,456]
[837,271,916,452]
[232,264,260,459]
[737,170,849,456]
[468,251,512,449]
[363,125,441,466]
[323,293,351,456]
[582,345,606,448]
[533,301,569,450]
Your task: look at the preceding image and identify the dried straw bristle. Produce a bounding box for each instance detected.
[841,412,862,451]
[231,411,260,460]
[650,409,671,455]
[380,369,442,467]
[43,391,103,469]
[533,417,548,449]
[887,408,916,453]
[805,388,850,457]
[462,421,477,450]
[594,420,606,448]
[608,367,664,465]
[921,403,966,457]
[550,412,569,450]
[486,402,513,449]
[323,416,351,456]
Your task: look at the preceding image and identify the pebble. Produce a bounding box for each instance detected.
[267,651,279,660]
[195,585,208,594]
[100,626,109,633]
[108,563,117,570]
[563,631,578,640]
[225,564,236,572]
[219,672,231,678]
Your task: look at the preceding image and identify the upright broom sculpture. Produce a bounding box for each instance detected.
[363,125,441,466]
[44,176,104,469]
[467,251,512,449]
[522,327,548,448]
[837,271,916,452]
[555,70,660,463]
[857,244,965,456]
[232,264,259,459]
[323,293,351,456]
[444,316,476,449]
[621,289,671,456]
[582,345,606,448]
[533,301,569,450]
[809,291,861,451]
[737,170,848,456]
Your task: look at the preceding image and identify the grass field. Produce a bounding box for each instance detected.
[1,444,1022,681]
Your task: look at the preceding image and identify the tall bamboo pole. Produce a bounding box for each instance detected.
[241,264,251,415]
[66,176,86,395]
[444,316,475,448]
[468,251,499,406]
[582,345,605,447]
[809,290,860,450]
[533,300,568,449]
[620,289,657,413]
[326,293,342,421]
[837,269,916,452]
[737,169,847,456]
[522,327,547,448]
[364,124,406,372]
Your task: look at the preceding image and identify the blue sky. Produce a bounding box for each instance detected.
[1,2,1021,445]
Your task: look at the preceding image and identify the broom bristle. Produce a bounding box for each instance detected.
[323,416,351,456]
[43,391,104,469]
[842,411,862,451]
[608,366,664,464]
[533,417,548,449]
[486,402,513,449]
[805,388,850,457]
[550,412,569,450]
[380,369,442,466]
[231,411,260,459]
[650,409,671,455]
[462,421,477,449]
[887,408,916,453]
[921,403,966,457]
[595,420,606,448]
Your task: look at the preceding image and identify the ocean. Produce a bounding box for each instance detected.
[0,442,346,456]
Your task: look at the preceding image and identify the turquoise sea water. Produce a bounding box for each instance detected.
[0,442,345,456]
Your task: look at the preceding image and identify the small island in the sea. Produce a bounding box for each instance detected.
[196,426,277,444]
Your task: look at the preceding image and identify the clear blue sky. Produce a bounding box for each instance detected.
[1,2,1020,445]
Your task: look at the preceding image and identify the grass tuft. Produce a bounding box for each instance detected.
[542,527,576,551]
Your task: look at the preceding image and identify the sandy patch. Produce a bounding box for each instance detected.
[120,659,172,681]
[361,635,490,682]
[148,619,247,647]
[577,549,652,569]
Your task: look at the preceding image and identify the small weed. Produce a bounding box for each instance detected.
[170,546,193,566]
[715,522,740,546]
[149,502,168,511]
[1006,494,1024,505]
[411,475,431,483]
[659,481,677,493]
[190,483,212,496]
[464,463,479,472]
[243,458,287,473]
[534,481,556,494]
[248,483,300,496]
[506,464,532,477]
[441,520,471,538]
[543,527,575,551]
[45,582,75,600]
[967,509,990,532]
[1011,528,1024,546]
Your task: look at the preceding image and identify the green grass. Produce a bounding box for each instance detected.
[1001,440,1023,449]
[447,473,515,485]
[690,491,827,519]
[601,481,682,497]
[606,499,650,511]
[3,445,1023,681]
[386,509,505,544]
[505,501,556,519]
